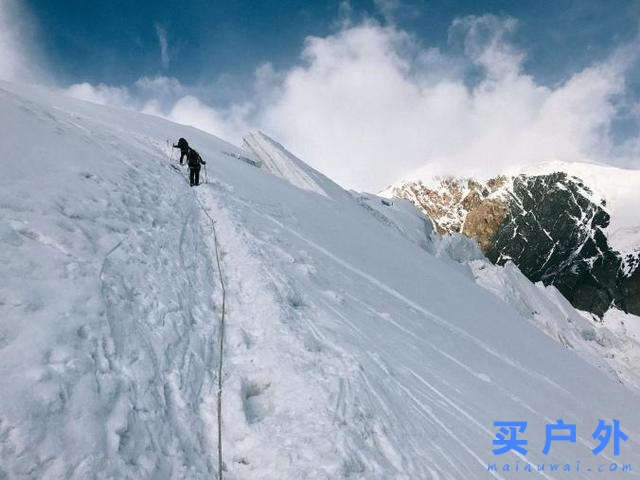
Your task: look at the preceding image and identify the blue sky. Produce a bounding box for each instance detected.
[3,0,640,189]
[26,0,640,104]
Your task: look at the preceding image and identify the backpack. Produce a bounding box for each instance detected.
[177,137,189,150]
[187,148,202,168]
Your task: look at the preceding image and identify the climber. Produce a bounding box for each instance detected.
[186,147,207,186]
[172,137,189,165]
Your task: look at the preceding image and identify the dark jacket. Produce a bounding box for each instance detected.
[187,148,206,169]
[173,137,189,153]
[173,138,190,164]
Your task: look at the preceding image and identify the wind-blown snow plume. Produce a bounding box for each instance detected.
[155,23,170,69]
[63,82,133,108]
[0,0,42,83]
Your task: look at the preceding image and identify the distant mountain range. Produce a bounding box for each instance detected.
[384,162,640,317]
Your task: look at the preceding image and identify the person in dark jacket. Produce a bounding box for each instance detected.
[172,137,189,165]
[186,148,206,186]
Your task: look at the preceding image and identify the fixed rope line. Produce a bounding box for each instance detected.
[168,156,226,479]
[196,194,227,480]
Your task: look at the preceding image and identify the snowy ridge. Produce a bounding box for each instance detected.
[3,81,640,478]
[242,131,332,198]
[353,193,435,250]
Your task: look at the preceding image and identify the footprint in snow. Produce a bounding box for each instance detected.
[241,380,273,425]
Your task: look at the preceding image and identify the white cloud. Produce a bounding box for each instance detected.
[63,76,186,111]
[252,16,639,190]
[258,22,432,190]
[373,0,421,25]
[0,0,43,82]
[63,82,133,108]
[56,15,640,192]
[155,23,170,69]
[134,75,184,97]
[449,15,523,80]
[163,95,251,143]
[373,0,400,23]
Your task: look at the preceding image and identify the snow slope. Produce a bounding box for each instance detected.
[0,82,229,478]
[2,81,640,479]
[242,131,332,198]
[468,258,640,392]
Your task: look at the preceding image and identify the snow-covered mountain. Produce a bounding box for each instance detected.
[384,162,640,317]
[3,80,640,479]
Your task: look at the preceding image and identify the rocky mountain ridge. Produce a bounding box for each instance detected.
[386,164,640,317]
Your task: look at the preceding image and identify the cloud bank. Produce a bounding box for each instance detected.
[8,1,639,191]
[253,17,638,190]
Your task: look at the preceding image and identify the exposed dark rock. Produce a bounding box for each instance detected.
[621,267,640,314]
[485,173,631,317]
[392,171,639,317]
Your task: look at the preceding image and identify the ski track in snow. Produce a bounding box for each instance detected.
[227,192,572,399]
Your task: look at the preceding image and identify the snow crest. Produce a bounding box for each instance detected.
[242,131,330,198]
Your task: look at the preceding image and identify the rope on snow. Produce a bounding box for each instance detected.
[167,148,226,479]
[196,194,227,480]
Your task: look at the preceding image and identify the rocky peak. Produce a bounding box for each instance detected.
[388,168,640,318]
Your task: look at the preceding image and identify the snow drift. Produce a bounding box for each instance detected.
[2,80,640,479]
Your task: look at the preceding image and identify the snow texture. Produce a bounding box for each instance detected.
[2,80,640,479]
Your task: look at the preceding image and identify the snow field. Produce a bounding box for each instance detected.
[2,81,640,479]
